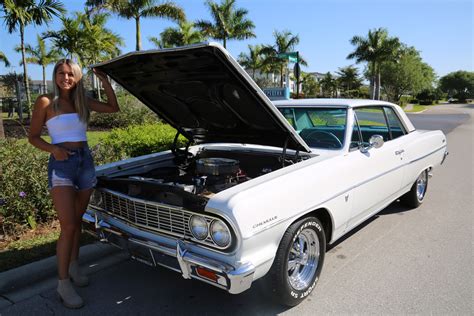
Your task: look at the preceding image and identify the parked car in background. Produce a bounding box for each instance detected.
[84,43,448,306]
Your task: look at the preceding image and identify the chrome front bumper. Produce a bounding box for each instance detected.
[82,210,255,294]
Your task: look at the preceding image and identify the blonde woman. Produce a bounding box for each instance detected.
[29,59,119,309]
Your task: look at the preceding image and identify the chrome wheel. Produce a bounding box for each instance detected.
[416,171,428,201]
[288,228,320,290]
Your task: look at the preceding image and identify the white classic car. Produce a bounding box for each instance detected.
[84,43,448,306]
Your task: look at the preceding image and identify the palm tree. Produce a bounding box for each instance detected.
[336,65,362,96]
[80,12,123,64]
[347,27,401,100]
[0,51,10,67]
[105,0,185,51]
[1,0,65,114]
[300,72,320,97]
[320,72,337,98]
[237,44,265,80]
[16,35,60,94]
[149,20,204,48]
[45,12,122,65]
[44,12,96,62]
[81,12,123,98]
[261,30,306,87]
[195,0,255,48]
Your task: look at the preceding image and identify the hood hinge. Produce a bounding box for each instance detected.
[281,137,289,167]
[280,136,300,167]
[172,131,192,161]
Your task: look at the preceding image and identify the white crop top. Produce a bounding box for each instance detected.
[46,113,87,144]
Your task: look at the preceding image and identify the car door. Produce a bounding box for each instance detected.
[345,106,405,230]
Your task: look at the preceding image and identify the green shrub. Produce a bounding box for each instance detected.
[89,93,159,128]
[92,123,188,165]
[398,95,410,107]
[0,139,53,235]
[417,89,439,105]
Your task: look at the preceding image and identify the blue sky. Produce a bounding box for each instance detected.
[0,0,472,81]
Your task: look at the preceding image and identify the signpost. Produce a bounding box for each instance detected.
[277,51,301,99]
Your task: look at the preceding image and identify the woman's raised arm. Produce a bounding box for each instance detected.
[87,68,119,113]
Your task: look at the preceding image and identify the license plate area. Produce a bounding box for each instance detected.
[128,242,155,266]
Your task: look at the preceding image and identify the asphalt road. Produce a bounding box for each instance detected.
[1,104,472,315]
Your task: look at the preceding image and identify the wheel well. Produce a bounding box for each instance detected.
[308,208,333,244]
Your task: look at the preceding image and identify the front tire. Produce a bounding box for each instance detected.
[401,170,429,208]
[265,216,326,306]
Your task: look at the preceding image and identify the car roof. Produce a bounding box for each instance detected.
[273,98,396,108]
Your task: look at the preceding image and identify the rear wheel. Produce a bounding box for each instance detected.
[265,217,326,306]
[401,170,429,208]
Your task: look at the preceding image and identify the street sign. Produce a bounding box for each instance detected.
[277,52,298,63]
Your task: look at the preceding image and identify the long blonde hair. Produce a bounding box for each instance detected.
[52,59,89,123]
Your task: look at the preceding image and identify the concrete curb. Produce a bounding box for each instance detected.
[0,242,122,296]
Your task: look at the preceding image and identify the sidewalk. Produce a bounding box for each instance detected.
[0,242,128,310]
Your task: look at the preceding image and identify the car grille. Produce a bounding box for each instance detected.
[96,189,222,248]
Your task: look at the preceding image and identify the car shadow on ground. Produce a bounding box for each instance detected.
[378,200,416,215]
[327,201,412,252]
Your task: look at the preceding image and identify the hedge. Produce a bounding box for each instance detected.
[0,123,187,236]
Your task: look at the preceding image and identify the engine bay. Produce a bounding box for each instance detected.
[96,148,308,211]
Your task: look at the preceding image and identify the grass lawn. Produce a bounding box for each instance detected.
[42,130,109,147]
[0,221,95,272]
[8,130,109,147]
[404,105,428,113]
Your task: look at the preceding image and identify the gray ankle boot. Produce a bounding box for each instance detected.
[57,279,84,309]
[69,261,89,287]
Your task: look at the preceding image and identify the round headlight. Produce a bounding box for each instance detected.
[210,219,231,247]
[90,190,103,208]
[189,215,209,240]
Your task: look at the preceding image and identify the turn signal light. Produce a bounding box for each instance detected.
[196,267,218,282]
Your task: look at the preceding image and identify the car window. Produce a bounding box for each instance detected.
[353,107,390,142]
[383,107,406,139]
[279,107,347,149]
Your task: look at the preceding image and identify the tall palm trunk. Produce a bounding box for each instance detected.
[42,65,47,94]
[376,71,381,100]
[223,36,226,49]
[370,61,376,100]
[20,24,31,119]
[135,17,141,51]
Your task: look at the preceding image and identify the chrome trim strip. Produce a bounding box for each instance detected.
[409,145,447,164]
[245,144,447,239]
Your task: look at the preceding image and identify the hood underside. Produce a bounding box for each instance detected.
[93,42,310,152]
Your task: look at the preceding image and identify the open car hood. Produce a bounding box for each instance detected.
[93,42,310,152]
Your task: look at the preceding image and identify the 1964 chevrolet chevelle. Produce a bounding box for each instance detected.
[84,43,448,306]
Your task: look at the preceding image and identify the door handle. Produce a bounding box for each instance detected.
[395,150,405,155]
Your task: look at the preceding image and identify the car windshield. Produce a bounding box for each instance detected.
[278,107,347,149]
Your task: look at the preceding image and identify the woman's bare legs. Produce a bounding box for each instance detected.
[51,186,77,280]
[70,188,93,262]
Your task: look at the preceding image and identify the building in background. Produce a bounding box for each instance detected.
[30,80,53,94]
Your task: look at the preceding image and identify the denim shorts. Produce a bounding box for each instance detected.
[47,146,97,190]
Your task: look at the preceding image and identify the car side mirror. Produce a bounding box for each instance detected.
[361,135,384,153]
